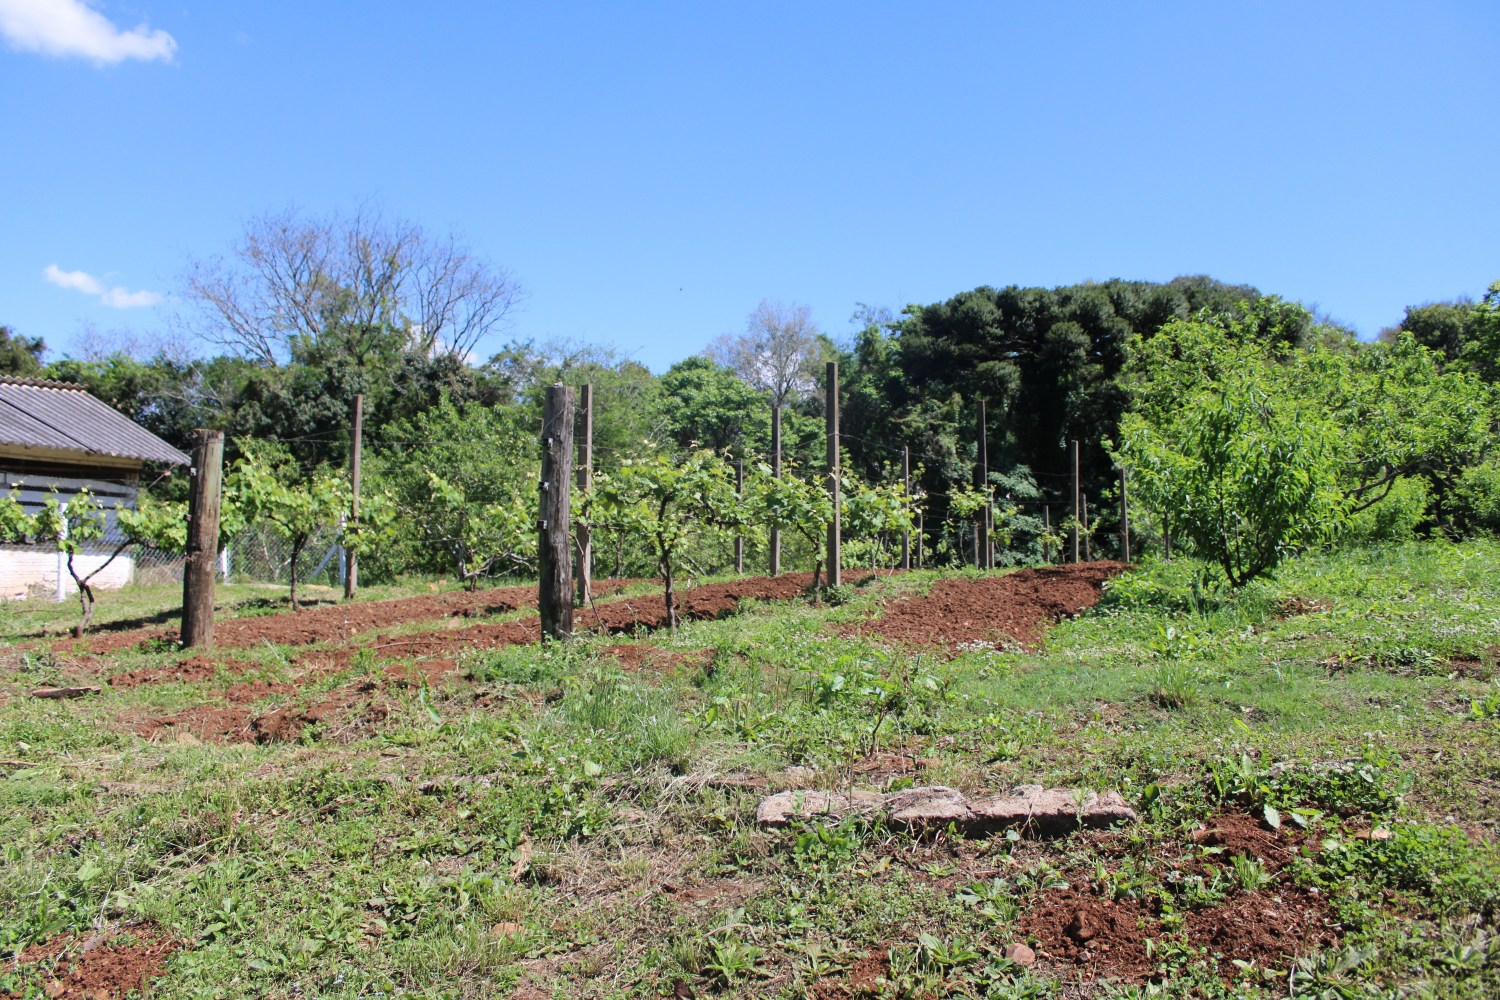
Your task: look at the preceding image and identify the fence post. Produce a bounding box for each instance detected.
[770,403,781,576]
[734,456,745,574]
[539,384,575,640]
[182,429,224,649]
[825,362,841,589]
[344,393,362,600]
[900,445,911,571]
[1119,468,1131,562]
[977,399,990,570]
[575,383,593,606]
[1069,439,1081,563]
[1044,504,1052,564]
[1082,492,1092,562]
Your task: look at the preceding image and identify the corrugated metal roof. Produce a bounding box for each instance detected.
[0,376,190,466]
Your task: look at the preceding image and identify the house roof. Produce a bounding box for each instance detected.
[0,376,191,466]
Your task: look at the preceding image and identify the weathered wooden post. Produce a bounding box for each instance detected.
[734,456,745,574]
[825,362,841,588]
[344,393,363,600]
[575,384,593,606]
[1044,504,1052,564]
[182,429,224,649]
[1069,439,1081,563]
[977,400,990,570]
[1119,468,1130,562]
[539,384,575,640]
[900,445,911,571]
[770,403,782,576]
[1082,493,1092,562]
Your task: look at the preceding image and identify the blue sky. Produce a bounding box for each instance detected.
[2,1,1496,373]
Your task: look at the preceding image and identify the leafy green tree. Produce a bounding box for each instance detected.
[584,452,744,627]
[0,326,45,375]
[747,462,834,585]
[373,397,538,588]
[230,444,354,610]
[656,356,768,455]
[1388,282,1500,383]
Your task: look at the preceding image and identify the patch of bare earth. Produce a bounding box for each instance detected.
[845,562,1126,653]
[5,926,177,999]
[1018,813,1338,983]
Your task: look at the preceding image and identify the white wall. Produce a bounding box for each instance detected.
[0,545,134,601]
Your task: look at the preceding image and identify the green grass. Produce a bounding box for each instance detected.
[2,541,1499,997]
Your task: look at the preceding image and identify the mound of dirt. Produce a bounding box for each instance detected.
[107,655,252,689]
[600,644,713,676]
[845,562,1125,652]
[7,927,176,998]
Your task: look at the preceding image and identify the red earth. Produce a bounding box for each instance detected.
[5,926,177,999]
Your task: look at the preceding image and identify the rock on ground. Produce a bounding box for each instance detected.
[755,784,1135,836]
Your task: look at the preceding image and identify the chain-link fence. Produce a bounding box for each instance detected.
[126,523,346,588]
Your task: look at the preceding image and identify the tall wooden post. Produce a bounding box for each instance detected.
[825,362,841,588]
[575,384,593,606]
[1119,468,1131,562]
[344,394,363,600]
[182,429,224,649]
[977,400,990,570]
[1082,493,1092,562]
[734,457,745,574]
[900,445,911,571]
[770,403,782,576]
[539,384,575,640]
[1044,504,1052,564]
[1069,439,1081,563]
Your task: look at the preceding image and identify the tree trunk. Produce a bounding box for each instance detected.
[662,551,677,629]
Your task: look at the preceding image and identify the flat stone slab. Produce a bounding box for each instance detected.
[756,784,1135,836]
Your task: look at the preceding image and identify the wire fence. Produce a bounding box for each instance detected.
[129,523,346,588]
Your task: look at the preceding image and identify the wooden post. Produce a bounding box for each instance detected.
[734,456,745,574]
[1069,439,1081,563]
[182,429,224,649]
[1082,493,1092,562]
[1044,504,1052,564]
[977,399,990,570]
[344,393,363,600]
[575,384,593,606]
[825,362,841,588]
[1119,468,1131,562]
[770,403,782,576]
[539,384,575,640]
[900,445,911,571]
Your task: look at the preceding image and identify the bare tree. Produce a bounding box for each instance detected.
[707,299,822,407]
[181,205,522,366]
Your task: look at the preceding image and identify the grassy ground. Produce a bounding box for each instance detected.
[2,541,1499,998]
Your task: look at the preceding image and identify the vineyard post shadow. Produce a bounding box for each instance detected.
[539,384,575,640]
[825,361,841,588]
[182,428,225,649]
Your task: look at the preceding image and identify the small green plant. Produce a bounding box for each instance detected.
[915,932,981,971]
[1146,662,1198,710]
[1470,680,1500,720]
[1229,853,1272,892]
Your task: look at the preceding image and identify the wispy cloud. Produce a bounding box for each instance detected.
[45,264,162,309]
[0,0,177,65]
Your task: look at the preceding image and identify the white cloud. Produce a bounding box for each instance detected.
[43,263,103,295]
[0,0,177,64]
[45,263,162,309]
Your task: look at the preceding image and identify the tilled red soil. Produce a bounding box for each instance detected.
[131,573,830,744]
[1018,813,1339,982]
[845,562,1125,652]
[72,578,648,653]
[6,927,177,999]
